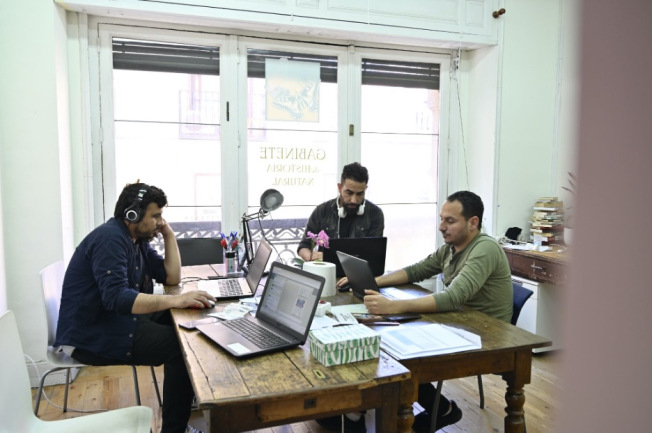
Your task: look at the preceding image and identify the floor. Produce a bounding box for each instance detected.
[32,351,560,433]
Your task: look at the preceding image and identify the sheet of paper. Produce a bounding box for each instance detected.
[379,323,481,359]
[330,304,368,314]
[310,315,339,329]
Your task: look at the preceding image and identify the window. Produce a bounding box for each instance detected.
[360,57,442,268]
[111,37,223,238]
[94,23,448,267]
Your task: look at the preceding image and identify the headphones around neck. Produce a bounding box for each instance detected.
[337,195,365,218]
[124,185,150,223]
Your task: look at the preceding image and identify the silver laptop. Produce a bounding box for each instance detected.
[197,239,273,300]
[336,251,417,301]
[196,262,325,358]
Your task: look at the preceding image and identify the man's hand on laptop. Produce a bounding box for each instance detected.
[363,289,396,314]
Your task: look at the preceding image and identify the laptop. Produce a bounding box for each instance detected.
[322,237,387,278]
[196,261,325,358]
[197,239,273,300]
[336,251,418,301]
[177,238,223,266]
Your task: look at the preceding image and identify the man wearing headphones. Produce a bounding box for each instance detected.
[297,162,384,261]
[56,182,216,433]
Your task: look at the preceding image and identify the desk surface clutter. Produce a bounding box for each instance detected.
[169,264,550,433]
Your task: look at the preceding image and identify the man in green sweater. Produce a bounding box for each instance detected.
[365,190,513,432]
[320,191,512,433]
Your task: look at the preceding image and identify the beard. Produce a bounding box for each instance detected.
[134,226,159,243]
[343,202,361,216]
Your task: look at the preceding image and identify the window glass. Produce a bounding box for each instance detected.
[361,59,441,269]
[112,38,222,238]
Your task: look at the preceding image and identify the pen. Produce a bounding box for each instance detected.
[370,322,400,326]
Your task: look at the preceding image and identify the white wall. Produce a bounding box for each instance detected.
[559,1,652,431]
[491,0,567,237]
[0,0,71,363]
[0,174,6,314]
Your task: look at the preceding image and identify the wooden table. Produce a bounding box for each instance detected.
[330,287,552,433]
[168,268,412,433]
[171,267,551,433]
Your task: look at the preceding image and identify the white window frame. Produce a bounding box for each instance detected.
[85,16,454,241]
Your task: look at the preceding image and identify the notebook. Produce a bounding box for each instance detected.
[196,261,325,358]
[336,251,418,301]
[197,239,273,300]
[322,237,387,278]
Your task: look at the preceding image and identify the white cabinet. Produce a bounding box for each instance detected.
[512,275,562,353]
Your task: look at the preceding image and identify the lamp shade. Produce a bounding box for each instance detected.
[260,189,284,212]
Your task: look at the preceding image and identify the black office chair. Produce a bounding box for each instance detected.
[428,282,534,431]
[177,238,224,266]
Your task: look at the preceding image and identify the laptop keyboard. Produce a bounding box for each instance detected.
[223,318,289,349]
[217,279,245,296]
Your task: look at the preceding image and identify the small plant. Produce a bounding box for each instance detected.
[561,172,577,228]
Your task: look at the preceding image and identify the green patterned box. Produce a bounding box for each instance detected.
[309,324,380,366]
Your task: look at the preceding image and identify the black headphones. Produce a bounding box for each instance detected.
[124,184,150,223]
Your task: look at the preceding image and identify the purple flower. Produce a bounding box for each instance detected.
[307,230,330,249]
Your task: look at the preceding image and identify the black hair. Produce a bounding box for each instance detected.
[340,162,369,184]
[447,190,484,231]
[114,182,168,220]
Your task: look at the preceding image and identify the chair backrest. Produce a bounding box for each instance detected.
[40,261,66,346]
[0,310,39,429]
[511,282,534,326]
[177,238,224,266]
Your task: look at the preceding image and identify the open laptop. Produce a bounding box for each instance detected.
[196,261,325,358]
[197,239,273,300]
[323,237,387,277]
[177,238,223,266]
[336,251,418,301]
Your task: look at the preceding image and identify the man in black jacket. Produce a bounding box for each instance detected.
[297,162,384,261]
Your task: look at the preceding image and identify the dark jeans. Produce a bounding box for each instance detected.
[418,382,451,417]
[72,311,194,433]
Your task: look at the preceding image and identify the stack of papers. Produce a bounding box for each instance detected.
[380,323,481,359]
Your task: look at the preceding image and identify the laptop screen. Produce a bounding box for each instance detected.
[322,237,387,277]
[245,239,273,288]
[256,263,324,339]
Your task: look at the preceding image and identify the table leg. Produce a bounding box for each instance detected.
[502,351,532,433]
[395,377,415,433]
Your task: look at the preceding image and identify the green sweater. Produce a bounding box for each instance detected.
[404,233,513,322]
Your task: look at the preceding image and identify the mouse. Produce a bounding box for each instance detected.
[189,299,216,309]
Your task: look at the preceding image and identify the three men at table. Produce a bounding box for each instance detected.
[297,162,384,262]
[56,182,216,433]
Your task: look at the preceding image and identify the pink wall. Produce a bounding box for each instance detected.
[559,0,652,431]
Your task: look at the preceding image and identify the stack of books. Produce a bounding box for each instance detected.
[530,197,564,245]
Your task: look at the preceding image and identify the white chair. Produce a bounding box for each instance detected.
[33,261,162,415]
[1,310,152,433]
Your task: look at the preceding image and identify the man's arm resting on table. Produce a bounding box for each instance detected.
[131,291,216,314]
[365,269,437,314]
[364,290,436,315]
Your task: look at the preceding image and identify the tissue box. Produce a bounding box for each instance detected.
[309,324,380,366]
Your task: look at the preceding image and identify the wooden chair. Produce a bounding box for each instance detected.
[33,261,162,415]
[2,310,152,432]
